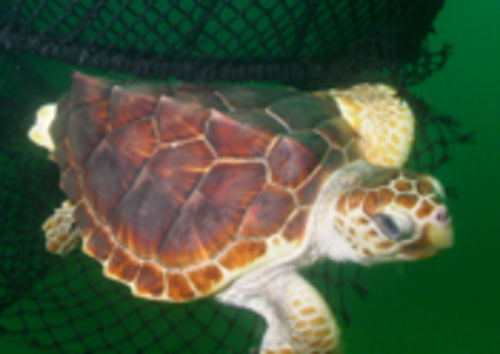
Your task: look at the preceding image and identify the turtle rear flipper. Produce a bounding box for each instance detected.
[28,103,57,153]
[43,200,80,256]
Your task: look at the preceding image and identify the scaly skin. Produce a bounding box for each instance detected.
[327,83,414,168]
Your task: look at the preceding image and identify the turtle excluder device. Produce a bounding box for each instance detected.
[0,1,471,353]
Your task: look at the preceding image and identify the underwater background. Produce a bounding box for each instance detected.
[0,0,499,353]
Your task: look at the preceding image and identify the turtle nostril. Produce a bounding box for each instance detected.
[435,207,450,224]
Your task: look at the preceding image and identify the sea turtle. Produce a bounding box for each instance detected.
[29,72,453,353]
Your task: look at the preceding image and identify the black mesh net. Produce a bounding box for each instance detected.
[0,0,452,88]
[0,1,472,353]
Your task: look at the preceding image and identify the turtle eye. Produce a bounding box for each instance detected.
[373,213,401,241]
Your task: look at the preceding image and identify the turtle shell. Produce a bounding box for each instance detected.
[50,72,360,302]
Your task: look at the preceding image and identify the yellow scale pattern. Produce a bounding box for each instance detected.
[328,83,414,168]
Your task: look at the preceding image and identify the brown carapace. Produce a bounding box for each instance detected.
[48,72,358,301]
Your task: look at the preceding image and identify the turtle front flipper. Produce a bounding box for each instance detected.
[326,84,415,168]
[42,200,80,256]
[217,270,340,354]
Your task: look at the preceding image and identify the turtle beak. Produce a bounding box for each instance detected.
[425,205,454,249]
[425,220,454,249]
[402,207,454,260]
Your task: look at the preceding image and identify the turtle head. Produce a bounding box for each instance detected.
[316,161,453,265]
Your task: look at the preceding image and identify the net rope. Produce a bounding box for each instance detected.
[0,0,472,352]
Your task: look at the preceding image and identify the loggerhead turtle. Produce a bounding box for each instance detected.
[29,72,453,353]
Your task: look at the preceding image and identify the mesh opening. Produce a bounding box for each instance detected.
[0,1,473,352]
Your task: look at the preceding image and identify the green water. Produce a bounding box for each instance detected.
[2,0,500,353]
